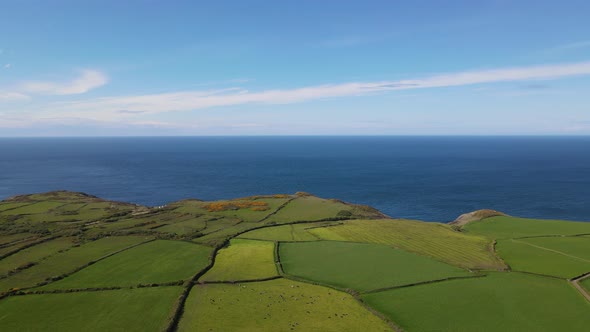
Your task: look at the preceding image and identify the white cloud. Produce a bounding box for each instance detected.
[20,69,108,95]
[0,91,30,101]
[31,60,590,121]
[4,63,11,69]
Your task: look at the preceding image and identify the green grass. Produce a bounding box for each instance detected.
[201,239,277,282]
[238,223,325,241]
[280,241,471,292]
[178,278,392,332]
[0,233,36,246]
[310,219,504,270]
[363,272,590,332]
[581,277,590,292]
[496,239,590,278]
[0,202,32,212]
[265,196,353,223]
[1,201,65,215]
[157,217,207,235]
[0,287,182,331]
[463,216,590,240]
[0,236,151,291]
[521,236,590,261]
[211,197,291,222]
[41,240,212,289]
[0,237,76,276]
[0,237,49,257]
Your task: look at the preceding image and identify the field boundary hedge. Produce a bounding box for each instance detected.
[362,274,487,295]
[0,236,57,260]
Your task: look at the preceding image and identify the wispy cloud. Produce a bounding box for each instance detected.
[20,69,108,95]
[37,60,590,119]
[0,91,30,101]
[3,64,11,69]
[5,60,590,126]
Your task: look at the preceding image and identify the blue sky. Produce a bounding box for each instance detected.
[1,0,589,136]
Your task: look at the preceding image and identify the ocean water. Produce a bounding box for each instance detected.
[0,136,588,222]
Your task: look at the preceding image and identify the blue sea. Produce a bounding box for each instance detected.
[0,136,588,222]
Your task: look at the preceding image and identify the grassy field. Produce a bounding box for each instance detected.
[463,216,590,239]
[41,240,212,289]
[496,239,590,278]
[0,236,151,291]
[156,216,208,235]
[0,201,65,215]
[201,239,277,282]
[280,241,471,292]
[309,219,504,270]
[363,272,590,332]
[0,287,182,331]
[521,236,590,261]
[0,237,76,276]
[238,223,326,241]
[581,277,590,292]
[264,196,353,223]
[178,278,392,332]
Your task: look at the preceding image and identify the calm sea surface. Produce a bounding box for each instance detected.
[0,136,588,222]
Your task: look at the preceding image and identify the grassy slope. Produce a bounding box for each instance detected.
[581,277,590,292]
[310,219,503,270]
[238,223,325,241]
[280,241,471,292]
[463,216,590,239]
[522,236,590,261]
[0,287,182,332]
[41,240,212,289]
[0,237,76,276]
[363,272,590,332]
[497,239,590,278]
[264,196,353,223]
[178,279,392,332]
[201,239,277,282]
[0,236,151,291]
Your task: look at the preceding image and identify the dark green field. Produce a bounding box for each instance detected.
[1,191,589,331]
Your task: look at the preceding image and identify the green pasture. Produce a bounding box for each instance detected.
[280,241,471,292]
[363,272,590,332]
[265,196,353,223]
[521,236,590,261]
[0,237,76,276]
[310,219,503,270]
[238,223,325,241]
[0,287,182,331]
[1,201,65,215]
[497,239,590,278]
[41,240,211,289]
[178,278,392,332]
[0,236,150,291]
[463,216,590,239]
[201,239,276,282]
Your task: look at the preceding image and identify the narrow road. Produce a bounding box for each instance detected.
[571,272,590,303]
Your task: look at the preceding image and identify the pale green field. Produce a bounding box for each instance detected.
[0,287,182,331]
[201,239,277,282]
[178,279,392,332]
[41,240,212,289]
[310,219,504,270]
[238,223,323,241]
[363,272,590,332]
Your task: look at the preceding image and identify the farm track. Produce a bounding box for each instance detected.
[570,272,590,303]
